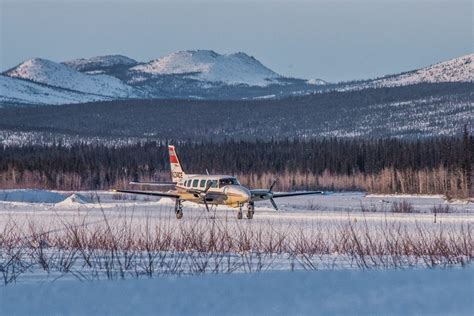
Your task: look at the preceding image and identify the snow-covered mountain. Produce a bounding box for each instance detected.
[130,50,281,86]
[4,58,137,98]
[62,55,138,73]
[364,54,473,88]
[0,52,471,105]
[0,75,109,105]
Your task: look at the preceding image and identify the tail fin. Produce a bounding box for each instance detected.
[168,145,185,182]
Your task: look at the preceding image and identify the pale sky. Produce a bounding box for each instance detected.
[1,0,472,82]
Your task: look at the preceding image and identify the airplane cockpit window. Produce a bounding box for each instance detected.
[206,180,217,188]
[219,178,239,186]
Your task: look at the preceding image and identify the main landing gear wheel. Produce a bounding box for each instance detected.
[246,202,255,219]
[237,204,243,220]
[175,200,183,219]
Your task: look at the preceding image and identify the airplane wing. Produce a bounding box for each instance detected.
[113,189,180,198]
[130,181,176,186]
[250,189,324,210]
[272,191,324,198]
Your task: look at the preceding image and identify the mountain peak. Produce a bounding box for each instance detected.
[5,57,136,97]
[130,50,280,86]
[5,58,64,82]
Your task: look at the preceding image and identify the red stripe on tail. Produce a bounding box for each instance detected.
[170,155,178,164]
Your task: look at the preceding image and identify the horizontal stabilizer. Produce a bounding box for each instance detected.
[113,189,180,198]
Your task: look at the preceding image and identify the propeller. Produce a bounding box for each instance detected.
[268,179,278,210]
[201,180,215,212]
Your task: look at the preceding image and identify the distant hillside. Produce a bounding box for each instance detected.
[0,83,471,142]
[343,54,473,90]
[0,75,110,105]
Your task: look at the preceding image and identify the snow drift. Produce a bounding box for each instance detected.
[55,193,90,207]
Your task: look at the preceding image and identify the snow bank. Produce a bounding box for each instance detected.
[366,193,446,199]
[55,193,90,207]
[0,189,65,203]
[1,268,472,315]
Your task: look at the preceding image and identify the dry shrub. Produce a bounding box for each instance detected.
[0,208,472,284]
[390,200,415,213]
[431,204,451,214]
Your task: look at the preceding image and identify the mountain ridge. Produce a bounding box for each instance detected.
[1,51,472,105]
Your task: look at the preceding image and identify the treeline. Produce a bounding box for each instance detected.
[0,134,472,198]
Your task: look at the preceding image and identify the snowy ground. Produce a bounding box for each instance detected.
[0,190,471,231]
[0,189,472,212]
[0,189,471,245]
[0,190,472,314]
[1,267,473,315]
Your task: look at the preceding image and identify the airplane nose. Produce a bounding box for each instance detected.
[227,186,251,203]
[238,187,251,202]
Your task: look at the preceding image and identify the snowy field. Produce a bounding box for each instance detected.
[0,190,471,231]
[0,189,472,314]
[0,190,471,243]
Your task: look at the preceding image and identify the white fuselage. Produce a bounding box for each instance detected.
[175,174,251,207]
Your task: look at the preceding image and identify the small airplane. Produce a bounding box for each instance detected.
[114,145,324,219]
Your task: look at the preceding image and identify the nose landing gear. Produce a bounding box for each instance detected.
[237,202,254,220]
[237,204,243,220]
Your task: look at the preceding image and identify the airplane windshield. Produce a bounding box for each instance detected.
[219,178,239,186]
